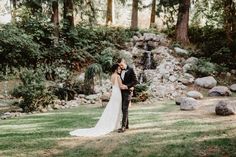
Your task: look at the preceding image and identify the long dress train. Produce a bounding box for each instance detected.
[70,78,122,137]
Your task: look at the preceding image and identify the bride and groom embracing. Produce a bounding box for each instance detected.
[70,58,138,137]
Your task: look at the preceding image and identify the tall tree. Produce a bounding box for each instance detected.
[223,0,236,57]
[64,0,74,28]
[51,0,59,43]
[131,0,138,30]
[10,0,17,23]
[150,0,156,28]
[176,0,190,44]
[106,0,113,25]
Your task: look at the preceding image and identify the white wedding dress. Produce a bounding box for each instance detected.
[70,77,122,137]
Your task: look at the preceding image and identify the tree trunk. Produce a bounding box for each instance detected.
[11,0,17,23]
[131,0,138,30]
[106,0,113,25]
[223,0,236,58]
[84,0,97,25]
[176,0,190,44]
[150,0,156,28]
[224,0,236,44]
[51,0,59,45]
[64,0,74,28]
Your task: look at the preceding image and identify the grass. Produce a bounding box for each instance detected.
[0,99,236,157]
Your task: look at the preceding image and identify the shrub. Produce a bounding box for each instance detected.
[134,84,149,101]
[187,59,217,77]
[52,81,77,101]
[97,48,116,73]
[188,26,227,57]
[0,24,41,70]
[12,69,54,112]
[84,63,103,94]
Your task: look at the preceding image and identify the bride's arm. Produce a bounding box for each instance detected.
[117,75,128,90]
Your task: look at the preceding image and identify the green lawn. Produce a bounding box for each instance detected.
[0,100,236,157]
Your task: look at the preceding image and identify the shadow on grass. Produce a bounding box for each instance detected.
[54,130,236,157]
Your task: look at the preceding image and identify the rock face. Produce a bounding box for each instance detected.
[187,91,203,99]
[230,84,236,92]
[194,76,217,88]
[180,97,199,111]
[208,86,232,96]
[132,33,197,100]
[215,100,235,116]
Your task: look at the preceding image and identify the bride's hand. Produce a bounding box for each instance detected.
[122,85,128,89]
[130,87,134,91]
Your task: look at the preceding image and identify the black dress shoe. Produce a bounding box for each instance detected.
[125,126,129,129]
[118,127,126,133]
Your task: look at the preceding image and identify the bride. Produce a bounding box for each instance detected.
[70,64,128,137]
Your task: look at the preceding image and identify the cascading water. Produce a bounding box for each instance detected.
[139,42,156,84]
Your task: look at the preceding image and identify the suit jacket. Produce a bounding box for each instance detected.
[121,65,138,92]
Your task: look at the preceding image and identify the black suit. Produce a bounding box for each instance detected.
[120,65,138,128]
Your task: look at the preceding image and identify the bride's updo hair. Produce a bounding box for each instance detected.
[111,64,119,73]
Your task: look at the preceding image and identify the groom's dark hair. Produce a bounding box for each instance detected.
[111,64,119,73]
[117,58,124,63]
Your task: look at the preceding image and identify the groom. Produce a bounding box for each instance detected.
[118,58,138,133]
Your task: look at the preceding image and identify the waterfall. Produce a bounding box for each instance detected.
[143,51,152,70]
[139,72,144,84]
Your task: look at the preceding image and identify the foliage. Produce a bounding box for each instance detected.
[0,24,41,70]
[191,0,224,27]
[84,63,103,94]
[135,84,149,94]
[84,63,103,81]
[157,0,179,29]
[189,26,227,57]
[96,48,116,73]
[187,59,217,77]
[134,84,149,102]
[188,26,236,68]
[71,25,135,54]
[12,69,54,112]
[52,81,77,101]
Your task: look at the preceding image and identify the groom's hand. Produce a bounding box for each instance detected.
[130,87,134,91]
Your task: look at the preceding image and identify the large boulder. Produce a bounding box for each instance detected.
[85,94,100,101]
[194,76,217,88]
[179,73,195,85]
[169,75,178,82]
[182,63,192,73]
[75,73,85,82]
[215,100,235,116]
[180,97,199,111]
[144,33,156,41]
[131,47,142,55]
[151,46,169,54]
[184,57,199,65]
[174,47,189,56]
[66,100,80,107]
[175,97,186,105]
[230,84,236,92]
[0,95,4,99]
[208,86,232,96]
[186,91,203,99]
